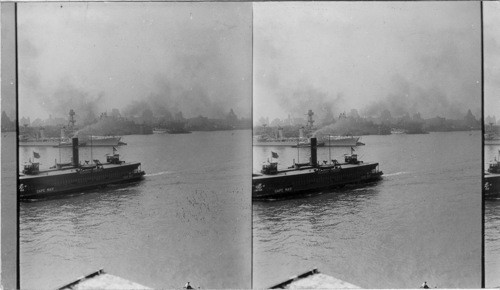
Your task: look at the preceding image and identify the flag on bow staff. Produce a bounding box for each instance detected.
[272,152,279,159]
[33,151,40,159]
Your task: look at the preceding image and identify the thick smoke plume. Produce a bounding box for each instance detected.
[18,3,252,121]
[362,74,467,119]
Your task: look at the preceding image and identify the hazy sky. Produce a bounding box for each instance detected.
[254,2,482,123]
[17,2,252,121]
[485,2,500,119]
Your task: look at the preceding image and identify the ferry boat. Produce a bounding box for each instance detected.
[252,138,383,199]
[485,150,500,199]
[19,137,145,200]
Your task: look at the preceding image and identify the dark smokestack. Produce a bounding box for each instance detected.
[310,137,317,167]
[72,137,79,166]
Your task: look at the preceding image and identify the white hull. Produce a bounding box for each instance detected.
[85,136,122,146]
[19,139,61,147]
[253,136,359,147]
[153,128,167,134]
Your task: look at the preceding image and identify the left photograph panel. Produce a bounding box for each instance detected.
[2,3,19,289]
[15,2,252,288]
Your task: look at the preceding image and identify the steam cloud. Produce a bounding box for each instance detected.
[253,2,481,122]
[18,2,252,121]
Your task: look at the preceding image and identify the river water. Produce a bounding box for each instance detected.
[18,130,252,289]
[253,131,482,288]
[8,130,486,287]
[485,143,500,288]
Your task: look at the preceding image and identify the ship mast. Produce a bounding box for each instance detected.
[329,135,331,164]
[90,126,93,163]
[297,139,300,164]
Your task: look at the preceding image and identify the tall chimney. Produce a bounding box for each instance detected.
[310,137,317,166]
[72,137,79,166]
[278,127,284,140]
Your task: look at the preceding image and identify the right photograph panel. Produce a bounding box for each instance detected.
[484,1,500,288]
[252,2,482,288]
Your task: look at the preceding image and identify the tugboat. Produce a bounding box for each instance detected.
[252,138,383,199]
[19,137,145,200]
[485,150,500,199]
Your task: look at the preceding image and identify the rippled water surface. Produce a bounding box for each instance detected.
[485,144,500,288]
[253,131,481,288]
[19,130,251,289]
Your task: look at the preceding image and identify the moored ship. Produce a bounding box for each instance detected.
[254,136,360,147]
[252,138,383,199]
[153,127,168,134]
[254,110,363,147]
[317,135,362,147]
[19,135,64,147]
[485,150,500,199]
[53,135,123,147]
[19,138,145,200]
[19,110,125,147]
[254,128,360,147]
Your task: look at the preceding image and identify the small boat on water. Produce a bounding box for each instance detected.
[19,137,145,200]
[485,150,500,199]
[252,138,383,199]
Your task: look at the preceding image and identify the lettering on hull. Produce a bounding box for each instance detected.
[36,187,55,194]
[274,187,293,194]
